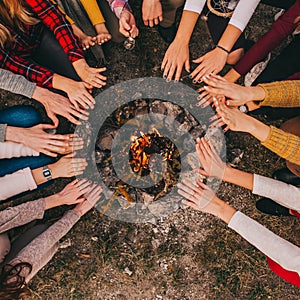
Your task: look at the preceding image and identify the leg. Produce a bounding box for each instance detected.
[0,105,41,128]
[4,224,49,264]
[160,0,185,28]
[253,35,300,84]
[97,0,125,43]
[0,233,11,264]
[33,27,81,81]
[280,116,300,177]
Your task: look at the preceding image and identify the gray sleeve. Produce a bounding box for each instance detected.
[9,210,81,281]
[228,211,300,275]
[0,198,45,234]
[253,174,300,211]
[0,124,7,142]
[0,69,36,98]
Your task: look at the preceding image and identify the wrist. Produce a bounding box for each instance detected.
[216,45,230,54]
[44,194,62,210]
[48,163,59,179]
[6,126,25,144]
[250,86,266,102]
[73,207,83,217]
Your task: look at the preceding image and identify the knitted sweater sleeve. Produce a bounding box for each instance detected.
[228,211,300,276]
[80,0,105,25]
[261,126,300,165]
[0,69,36,98]
[257,80,300,107]
[9,210,80,282]
[0,199,45,234]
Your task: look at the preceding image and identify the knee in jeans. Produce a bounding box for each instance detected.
[167,0,185,8]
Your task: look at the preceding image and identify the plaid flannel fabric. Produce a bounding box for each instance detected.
[0,0,83,88]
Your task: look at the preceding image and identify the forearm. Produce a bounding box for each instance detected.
[174,10,199,46]
[223,166,254,191]
[52,73,73,93]
[246,117,270,142]
[217,25,242,53]
[223,68,241,83]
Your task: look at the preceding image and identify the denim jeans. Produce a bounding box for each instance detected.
[0,105,56,177]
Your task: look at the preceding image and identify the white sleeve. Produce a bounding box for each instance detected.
[253,174,300,211]
[184,0,206,14]
[229,0,261,31]
[0,168,37,201]
[228,211,300,275]
[0,141,39,159]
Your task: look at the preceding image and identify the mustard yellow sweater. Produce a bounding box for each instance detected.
[58,0,105,26]
[258,80,300,165]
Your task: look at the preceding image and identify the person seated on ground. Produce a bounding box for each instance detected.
[224,4,300,87]
[0,0,107,110]
[0,68,89,127]
[57,0,139,52]
[161,0,296,83]
[178,139,300,287]
[141,0,185,43]
[0,180,102,299]
[0,105,87,200]
[199,75,300,186]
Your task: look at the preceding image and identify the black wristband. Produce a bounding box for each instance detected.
[216,45,230,54]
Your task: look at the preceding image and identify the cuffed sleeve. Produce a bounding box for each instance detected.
[258,80,300,107]
[183,0,206,14]
[81,0,105,25]
[228,211,300,276]
[261,126,300,165]
[0,141,39,159]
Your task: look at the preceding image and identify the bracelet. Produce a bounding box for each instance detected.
[216,45,230,54]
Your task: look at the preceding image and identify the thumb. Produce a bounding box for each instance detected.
[83,82,93,90]
[40,123,56,130]
[48,111,59,128]
[193,56,204,64]
[194,168,209,177]
[185,59,190,73]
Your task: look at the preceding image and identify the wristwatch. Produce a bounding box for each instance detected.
[43,165,52,181]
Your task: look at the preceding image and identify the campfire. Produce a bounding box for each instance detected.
[129,129,177,176]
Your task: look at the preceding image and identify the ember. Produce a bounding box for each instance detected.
[129,129,177,176]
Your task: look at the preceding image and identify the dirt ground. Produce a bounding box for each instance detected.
[1,2,300,300]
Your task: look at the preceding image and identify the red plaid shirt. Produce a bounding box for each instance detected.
[0,0,84,88]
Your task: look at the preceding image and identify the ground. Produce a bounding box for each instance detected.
[1,2,300,300]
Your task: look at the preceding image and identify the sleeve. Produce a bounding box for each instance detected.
[0,69,36,98]
[228,211,300,276]
[0,141,39,159]
[26,0,84,63]
[261,126,300,165]
[0,198,45,234]
[233,0,300,76]
[0,48,54,88]
[253,174,300,211]
[9,210,80,281]
[228,0,260,32]
[0,167,38,201]
[0,124,7,143]
[183,0,206,14]
[80,0,105,25]
[257,80,300,107]
[106,0,132,19]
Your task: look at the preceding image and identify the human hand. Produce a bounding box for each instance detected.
[73,59,107,89]
[190,48,228,83]
[119,10,139,38]
[161,40,190,82]
[95,23,112,45]
[210,100,254,132]
[73,183,103,216]
[50,153,88,178]
[178,179,218,212]
[56,135,84,155]
[195,137,226,179]
[32,87,90,126]
[200,74,265,107]
[81,35,97,50]
[178,179,236,223]
[8,124,75,157]
[142,0,163,27]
